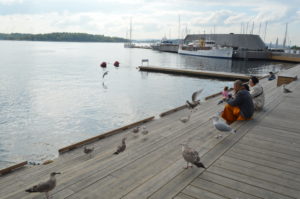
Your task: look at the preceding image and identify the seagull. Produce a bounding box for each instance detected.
[113,137,127,155]
[84,146,94,158]
[186,89,203,109]
[283,84,292,93]
[211,115,236,134]
[25,172,61,199]
[103,71,109,78]
[180,115,191,123]
[181,144,206,169]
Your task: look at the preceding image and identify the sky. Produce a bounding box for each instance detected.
[0,0,300,45]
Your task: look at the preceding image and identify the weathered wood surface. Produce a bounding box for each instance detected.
[139,66,252,80]
[1,65,300,199]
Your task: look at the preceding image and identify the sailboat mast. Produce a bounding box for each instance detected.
[129,17,132,44]
[283,23,288,48]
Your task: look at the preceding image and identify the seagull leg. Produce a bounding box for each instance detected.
[45,192,49,199]
[184,162,189,169]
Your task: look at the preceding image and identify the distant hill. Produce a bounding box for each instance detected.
[0,32,128,42]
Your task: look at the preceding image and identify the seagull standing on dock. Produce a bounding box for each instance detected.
[113,137,127,154]
[181,144,206,169]
[211,115,236,134]
[141,126,149,141]
[283,84,292,93]
[132,126,140,138]
[186,89,203,109]
[25,172,61,199]
[84,146,94,158]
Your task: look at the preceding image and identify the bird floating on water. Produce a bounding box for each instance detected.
[181,144,206,169]
[84,146,94,158]
[113,137,127,155]
[283,84,292,93]
[25,172,61,199]
[186,89,203,109]
[211,115,236,134]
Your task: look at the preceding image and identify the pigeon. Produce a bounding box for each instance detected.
[181,144,206,169]
[103,71,109,78]
[283,84,292,93]
[141,127,148,135]
[180,115,191,123]
[132,126,140,134]
[84,146,94,158]
[211,116,236,134]
[186,89,203,109]
[113,137,127,155]
[25,172,61,199]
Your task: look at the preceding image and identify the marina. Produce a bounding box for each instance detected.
[0,64,299,199]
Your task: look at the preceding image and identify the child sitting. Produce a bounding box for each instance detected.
[218,86,232,104]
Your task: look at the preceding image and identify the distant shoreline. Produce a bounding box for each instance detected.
[0,32,128,43]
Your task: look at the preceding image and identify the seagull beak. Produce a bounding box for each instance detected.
[55,172,61,175]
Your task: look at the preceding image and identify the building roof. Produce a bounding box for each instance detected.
[184,34,266,50]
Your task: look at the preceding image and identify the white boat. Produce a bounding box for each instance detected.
[178,39,233,59]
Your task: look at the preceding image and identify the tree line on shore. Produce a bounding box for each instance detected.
[0,32,128,42]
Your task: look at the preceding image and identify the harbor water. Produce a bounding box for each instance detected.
[0,41,295,168]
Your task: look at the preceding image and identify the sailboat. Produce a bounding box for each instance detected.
[124,18,135,48]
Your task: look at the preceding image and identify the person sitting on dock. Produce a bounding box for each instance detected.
[217,86,232,104]
[221,80,254,125]
[249,76,264,111]
[268,71,276,81]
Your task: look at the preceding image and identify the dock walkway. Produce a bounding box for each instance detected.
[0,66,300,199]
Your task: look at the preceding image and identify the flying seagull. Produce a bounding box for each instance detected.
[84,146,94,158]
[283,84,292,93]
[25,172,61,199]
[211,115,236,134]
[181,144,206,169]
[186,89,203,109]
[113,137,127,155]
[103,71,109,78]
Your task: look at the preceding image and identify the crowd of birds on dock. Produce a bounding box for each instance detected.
[24,74,294,199]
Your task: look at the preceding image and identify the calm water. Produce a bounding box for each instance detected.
[0,41,294,168]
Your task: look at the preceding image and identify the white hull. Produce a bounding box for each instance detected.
[178,47,233,59]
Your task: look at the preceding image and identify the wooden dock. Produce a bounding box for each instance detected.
[1,65,300,199]
[139,66,252,80]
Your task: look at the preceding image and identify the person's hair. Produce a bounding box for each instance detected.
[250,76,259,85]
[234,80,243,87]
[224,86,228,91]
[243,84,250,91]
[269,71,274,74]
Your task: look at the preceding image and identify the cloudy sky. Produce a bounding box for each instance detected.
[0,0,300,45]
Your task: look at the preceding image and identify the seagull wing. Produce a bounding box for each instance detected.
[192,89,203,102]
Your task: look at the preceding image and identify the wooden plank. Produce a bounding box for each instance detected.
[0,161,27,175]
[225,152,300,175]
[139,66,252,80]
[58,116,155,153]
[234,143,300,164]
[191,178,260,199]
[198,171,294,199]
[217,156,300,183]
[159,104,188,117]
[181,185,227,199]
[208,166,300,198]
[212,159,300,190]
[174,193,198,199]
